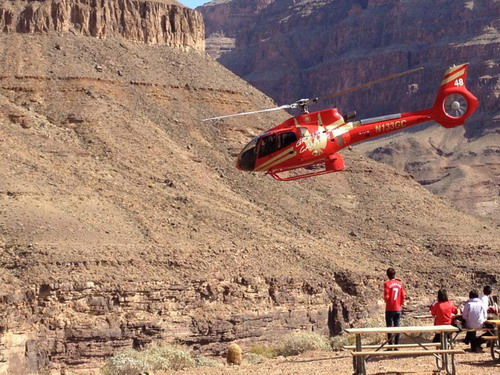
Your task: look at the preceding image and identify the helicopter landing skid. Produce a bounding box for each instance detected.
[269,153,345,181]
[268,168,342,181]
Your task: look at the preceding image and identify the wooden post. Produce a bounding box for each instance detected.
[355,334,365,375]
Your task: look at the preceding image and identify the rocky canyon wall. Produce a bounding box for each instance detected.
[199,0,500,221]
[0,1,498,373]
[0,0,205,50]
[0,277,360,373]
[199,0,499,131]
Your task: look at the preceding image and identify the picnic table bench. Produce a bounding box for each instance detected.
[485,319,500,360]
[344,325,464,375]
[413,314,498,353]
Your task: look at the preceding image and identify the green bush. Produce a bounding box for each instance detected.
[362,315,387,344]
[401,316,434,340]
[147,346,195,370]
[279,331,331,356]
[101,350,153,375]
[194,354,221,368]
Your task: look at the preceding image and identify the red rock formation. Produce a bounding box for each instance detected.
[199,0,500,220]
[0,0,205,50]
[199,0,498,127]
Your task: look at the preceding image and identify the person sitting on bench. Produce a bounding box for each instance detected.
[462,290,487,352]
[429,288,458,343]
[480,285,499,316]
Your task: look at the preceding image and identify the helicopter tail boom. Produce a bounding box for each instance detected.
[430,63,478,128]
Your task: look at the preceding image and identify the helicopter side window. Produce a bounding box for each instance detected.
[258,132,297,158]
[259,135,277,157]
[281,132,297,148]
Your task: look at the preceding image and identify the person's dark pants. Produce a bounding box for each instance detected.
[465,331,476,348]
[465,331,485,351]
[385,311,402,345]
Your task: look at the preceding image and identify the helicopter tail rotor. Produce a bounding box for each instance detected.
[431,64,478,128]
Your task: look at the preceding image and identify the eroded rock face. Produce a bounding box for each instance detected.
[201,0,275,57]
[0,278,362,372]
[199,0,499,130]
[0,0,205,50]
[0,11,498,374]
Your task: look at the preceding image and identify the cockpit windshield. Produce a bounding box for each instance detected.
[237,136,258,171]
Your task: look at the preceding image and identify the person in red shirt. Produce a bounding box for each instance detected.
[384,267,406,346]
[429,288,458,342]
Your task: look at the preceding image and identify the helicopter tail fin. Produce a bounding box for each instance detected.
[431,63,479,128]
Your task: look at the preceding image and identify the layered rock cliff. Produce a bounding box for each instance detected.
[0,0,205,50]
[199,0,499,126]
[0,276,354,372]
[0,2,499,373]
[198,0,500,221]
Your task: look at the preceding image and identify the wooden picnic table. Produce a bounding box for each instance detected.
[485,319,500,361]
[413,314,434,319]
[344,325,463,375]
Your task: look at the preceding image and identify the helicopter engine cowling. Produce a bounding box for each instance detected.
[431,64,478,128]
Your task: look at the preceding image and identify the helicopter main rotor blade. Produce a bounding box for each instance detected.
[202,67,423,121]
[313,66,424,104]
[201,104,292,121]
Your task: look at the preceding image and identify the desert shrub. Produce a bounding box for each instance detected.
[138,348,171,371]
[362,315,387,344]
[101,350,152,375]
[146,346,195,370]
[101,345,221,374]
[279,331,331,356]
[330,334,355,350]
[249,344,279,358]
[401,315,433,340]
[245,352,267,364]
[194,354,221,368]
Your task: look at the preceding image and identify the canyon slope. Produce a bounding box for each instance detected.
[0,0,499,373]
[199,0,500,221]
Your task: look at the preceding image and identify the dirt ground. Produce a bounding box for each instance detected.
[177,346,499,375]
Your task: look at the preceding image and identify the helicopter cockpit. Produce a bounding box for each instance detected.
[237,136,259,171]
[237,131,297,171]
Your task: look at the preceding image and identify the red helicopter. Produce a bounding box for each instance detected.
[203,64,478,181]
